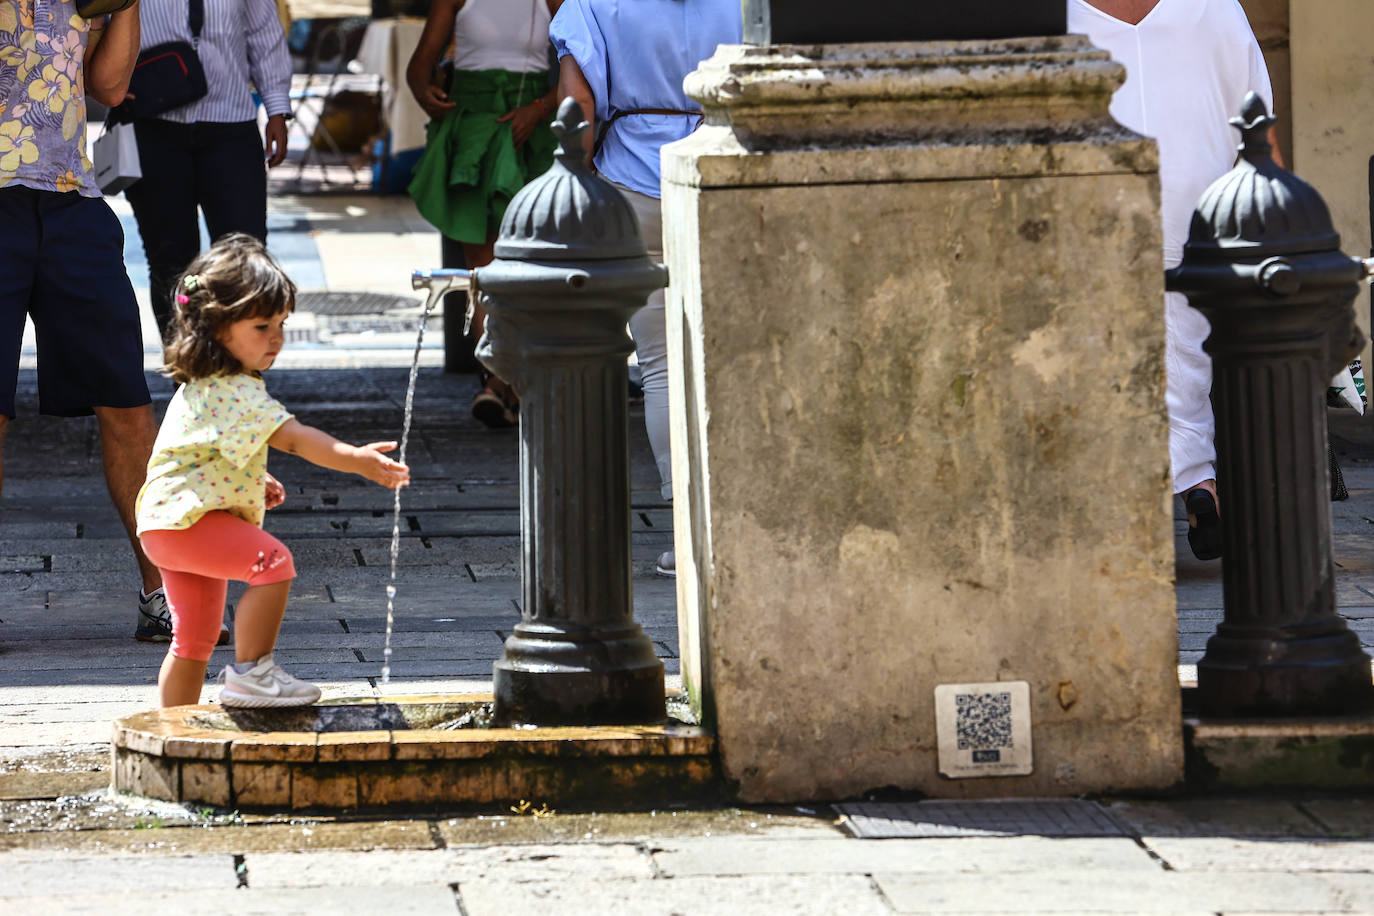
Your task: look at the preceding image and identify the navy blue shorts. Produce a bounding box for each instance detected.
[0,186,151,417]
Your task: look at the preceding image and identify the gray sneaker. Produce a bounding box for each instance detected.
[216,654,321,708]
[135,588,230,645]
[134,588,172,642]
[655,551,676,578]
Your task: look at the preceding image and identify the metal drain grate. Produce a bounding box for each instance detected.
[296,291,421,315]
[835,799,1127,839]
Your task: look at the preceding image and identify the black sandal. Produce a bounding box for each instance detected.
[472,371,518,429]
[1184,488,1222,561]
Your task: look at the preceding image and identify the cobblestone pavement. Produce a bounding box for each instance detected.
[1,195,1372,913]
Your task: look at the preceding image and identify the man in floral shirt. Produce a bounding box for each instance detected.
[0,0,173,640]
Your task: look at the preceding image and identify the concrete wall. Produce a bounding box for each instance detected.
[1290,1,1374,269]
[1238,0,1292,167]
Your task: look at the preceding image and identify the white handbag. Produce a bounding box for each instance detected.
[92,121,141,194]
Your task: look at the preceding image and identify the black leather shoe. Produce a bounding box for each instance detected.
[1184,488,1222,561]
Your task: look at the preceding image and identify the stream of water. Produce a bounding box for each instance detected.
[379,281,449,686]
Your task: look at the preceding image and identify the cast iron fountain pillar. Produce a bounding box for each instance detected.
[1167,95,1374,717]
[475,99,668,726]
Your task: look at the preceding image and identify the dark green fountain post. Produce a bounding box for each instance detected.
[476,99,668,726]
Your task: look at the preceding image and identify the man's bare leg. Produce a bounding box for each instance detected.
[92,404,161,593]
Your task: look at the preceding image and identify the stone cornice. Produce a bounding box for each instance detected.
[685,37,1132,151]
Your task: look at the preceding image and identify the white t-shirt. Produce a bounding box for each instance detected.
[1068,0,1274,267]
[453,0,552,74]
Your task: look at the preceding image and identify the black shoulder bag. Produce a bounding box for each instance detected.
[110,0,208,123]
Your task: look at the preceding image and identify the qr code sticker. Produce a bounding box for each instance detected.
[955,691,1013,751]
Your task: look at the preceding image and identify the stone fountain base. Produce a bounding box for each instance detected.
[111,693,715,810]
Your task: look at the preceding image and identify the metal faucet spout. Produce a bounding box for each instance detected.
[411,269,472,293]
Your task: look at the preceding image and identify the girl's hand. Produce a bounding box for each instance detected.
[264,473,286,510]
[497,102,543,148]
[416,84,456,120]
[356,441,411,489]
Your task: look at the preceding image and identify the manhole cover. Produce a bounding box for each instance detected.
[296,291,420,315]
[835,799,1127,838]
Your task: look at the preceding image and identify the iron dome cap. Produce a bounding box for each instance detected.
[1185,93,1340,260]
[493,98,648,262]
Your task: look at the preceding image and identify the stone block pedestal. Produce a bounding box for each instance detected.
[662,38,1183,801]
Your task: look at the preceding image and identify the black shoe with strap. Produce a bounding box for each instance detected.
[1184,488,1222,561]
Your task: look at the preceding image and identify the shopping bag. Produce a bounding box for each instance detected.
[1328,358,1367,415]
[92,121,141,195]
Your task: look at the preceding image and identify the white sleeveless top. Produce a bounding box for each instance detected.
[453,0,551,74]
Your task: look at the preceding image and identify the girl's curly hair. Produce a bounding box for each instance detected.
[162,234,296,384]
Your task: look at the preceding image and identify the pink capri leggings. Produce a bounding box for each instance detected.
[139,511,296,662]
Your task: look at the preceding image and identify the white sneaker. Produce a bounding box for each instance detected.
[216,653,321,708]
[655,551,676,578]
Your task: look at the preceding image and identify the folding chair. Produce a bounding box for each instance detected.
[288,19,370,187]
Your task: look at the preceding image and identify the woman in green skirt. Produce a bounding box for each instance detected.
[406,0,562,427]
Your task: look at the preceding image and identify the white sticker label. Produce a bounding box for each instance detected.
[935,681,1033,778]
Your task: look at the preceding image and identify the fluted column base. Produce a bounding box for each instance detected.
[1199,626,1372,717]
[493,623,665,725]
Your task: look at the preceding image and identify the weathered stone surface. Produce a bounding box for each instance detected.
[458,875,893,916]
[1185,717,1374,791]
[233,763,292,807]
[1143,837,1374,872]
[873,869,1374,913]
[245,845,653,887]
[0,855,238,895]
[662,39,1180,801]
[653,836,1158,877]
[0,886,461,915]
[291,765,359,809]
[180,761,231,808]
[1105,800,1326,839]
[113,750,178,802]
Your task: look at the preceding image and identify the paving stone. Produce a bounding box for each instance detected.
[1142,837,1374,871]
[1,721,127,748]
[0,700,146,726]
[247,844,653,887]
[0,819,438,859]
[459,874,892,916]
[873,869,1374,913]
[1300,800,1374,838]
[1104,800,1328,838]
[0,854,238,895]
[653,836,1157,877]
[0,885,460,914]
[837,800,1127,838]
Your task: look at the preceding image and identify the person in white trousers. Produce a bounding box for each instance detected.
[1069,0,1279,560]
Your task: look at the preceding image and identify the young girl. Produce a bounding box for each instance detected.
[136,234,411,709]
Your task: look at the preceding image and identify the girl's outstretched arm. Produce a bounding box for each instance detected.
[268,420,411,489]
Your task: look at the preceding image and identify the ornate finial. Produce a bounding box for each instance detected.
[550,96,592,166]
[1231,91,1277,166]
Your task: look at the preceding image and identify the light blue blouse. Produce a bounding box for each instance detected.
[549,0,742,199]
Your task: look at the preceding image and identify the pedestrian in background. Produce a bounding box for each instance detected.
[0,0,172,639]
[1070,0,1277,560]
[406,0,562,428]
[551,0,741,577]
[122,0,293,339]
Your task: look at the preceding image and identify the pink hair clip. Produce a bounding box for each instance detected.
[176,294,190,305]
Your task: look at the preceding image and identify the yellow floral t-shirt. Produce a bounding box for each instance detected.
[0,0,96,196]
[136,374,293,534]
